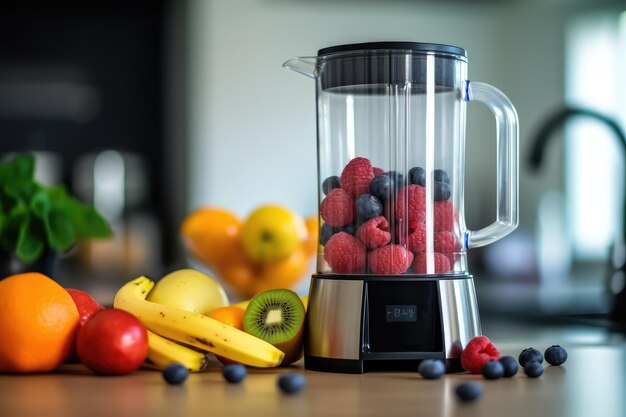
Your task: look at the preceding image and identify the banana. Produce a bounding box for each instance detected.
[114,276,284,367]
[146,330,209,372]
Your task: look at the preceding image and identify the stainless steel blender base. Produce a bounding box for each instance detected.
[304,274,481,373]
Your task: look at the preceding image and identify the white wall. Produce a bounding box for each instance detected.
[187,0,505,220]
[185,0,592,236]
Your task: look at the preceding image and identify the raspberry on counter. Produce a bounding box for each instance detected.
[460,336,501,374]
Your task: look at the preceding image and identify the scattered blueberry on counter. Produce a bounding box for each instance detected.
[455,382,483,402]
[518,348,543,367]
[223,364,247,384]
[523,361,544,378]
[481,360,504,380]
[162,364,189,385]
[498,356,519,377]
[418,359,446,380]
[278,373,306,394]
[544,345,568,366]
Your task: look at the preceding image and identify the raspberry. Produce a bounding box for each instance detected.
[434,231,456,253]
[320,188,354,227]
[373,167,385,176]
[412,252,451,274]
[356,216,391,249]
[323,232,366,273]
[406,222,426,253]
[340,157,375,197]
[395,185,426,227]
[460,336,501,374]
[368,244,414,275]
[433,200,456,232]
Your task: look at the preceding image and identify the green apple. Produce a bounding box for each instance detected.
[146,269,229,314]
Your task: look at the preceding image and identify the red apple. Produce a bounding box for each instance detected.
[76,309,148,375]
[66,288,105,326]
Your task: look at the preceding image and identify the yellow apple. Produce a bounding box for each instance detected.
[146,269,229,314]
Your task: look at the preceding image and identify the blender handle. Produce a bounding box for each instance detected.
[464,81,519,249]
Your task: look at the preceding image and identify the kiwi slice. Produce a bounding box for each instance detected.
[243,289,306,365]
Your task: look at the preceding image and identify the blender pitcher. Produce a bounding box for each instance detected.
[284,42,518,373]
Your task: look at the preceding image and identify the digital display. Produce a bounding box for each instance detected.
[386,305,417,322]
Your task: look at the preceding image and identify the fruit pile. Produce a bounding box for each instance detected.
[0,272,148,375]
[320,156,458,275]
[113,269,307,371]
[0,269,307,375]
[181,205,317,299]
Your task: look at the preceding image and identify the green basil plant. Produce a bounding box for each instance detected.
[0,154,112,264]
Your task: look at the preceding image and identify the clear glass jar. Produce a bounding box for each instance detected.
[285,42,519,276]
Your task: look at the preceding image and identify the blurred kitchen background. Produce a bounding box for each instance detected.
[1,0,625,323]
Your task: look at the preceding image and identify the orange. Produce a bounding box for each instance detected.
[206,306,245,331]
[0,272,80,373]
[302,215,319,256]
[218,258,261,299]
[180,207,241,269]
[253,248,310,294]
[206,305,246,365]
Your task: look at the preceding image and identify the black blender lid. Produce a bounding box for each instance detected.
[318,41,466,58]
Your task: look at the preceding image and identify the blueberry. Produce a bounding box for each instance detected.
[340,223,356,235]
[418,359,445,379]
[433,169,450,184]
[544,345,567,366]
[433,181,451,201]
[370,175,393,201]
[320,223,334,245]
[481,360,504,380]
[385,171,405,188]
[498,355,519,377]
[322,176,340,195]
[162,364,189,385]
[518,348,543,367]
[223,364,247,383]
[455,382,483,402]
[409,167,426,186]
[356,194,383,220]
[523,361,544,378]
[277,373,306,394]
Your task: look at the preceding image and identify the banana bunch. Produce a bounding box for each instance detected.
[145,330,209,372]
[114,276,284,369]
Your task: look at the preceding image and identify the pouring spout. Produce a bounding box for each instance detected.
[282,57,318,78]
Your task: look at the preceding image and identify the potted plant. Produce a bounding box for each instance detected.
[0,154,112,277]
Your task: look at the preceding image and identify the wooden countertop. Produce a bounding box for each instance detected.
[2,319,625,417]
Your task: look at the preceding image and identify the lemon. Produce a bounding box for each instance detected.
[147,269,229,314]
[240,205,306,262]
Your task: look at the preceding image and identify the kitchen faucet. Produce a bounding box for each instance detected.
[529,106,626,324]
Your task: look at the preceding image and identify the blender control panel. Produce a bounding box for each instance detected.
[365,280,443,353]
[385,305,417,322]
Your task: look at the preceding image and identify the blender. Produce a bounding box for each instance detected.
[284,42,519,373]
